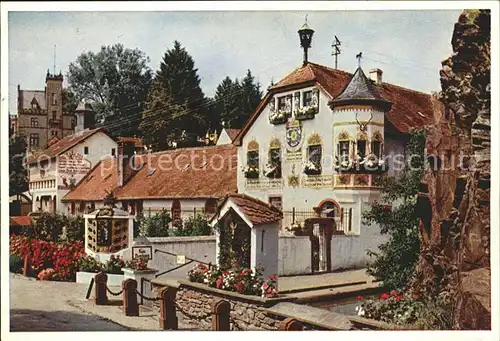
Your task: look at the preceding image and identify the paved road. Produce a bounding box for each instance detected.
[9,273,127,331]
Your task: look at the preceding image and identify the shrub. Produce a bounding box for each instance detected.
[9,254,24,273]
[170,214,212,236]
[10,234,85,281]
[78,255,103,273]
[139,210,171,237]
[363,130,426,290]
[31,212,69,242]
[187,264,278,298]
[65,216,85,242]
[38,268,56,281]
[104,255,126,274]
[124,255,150,271]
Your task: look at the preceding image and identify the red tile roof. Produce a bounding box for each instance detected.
[62,157,117,202]
[118,136,145,148]
[10,216,31,227]
[217,194,283,226]
[27,128,106,165]
[113,145,237,200]
[63,145,238,202]
[225,129,241,142]
[234,62,435,143]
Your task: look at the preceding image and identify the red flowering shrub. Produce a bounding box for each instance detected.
[187,264,278,298]
[124,255,150,271]
[38,268,56,281]
[10,234,85,281]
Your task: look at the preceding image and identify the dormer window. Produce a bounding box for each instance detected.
[32,103,37,109]
[277,96,287,111]
[303,90,313,107]
[31,118,39,127]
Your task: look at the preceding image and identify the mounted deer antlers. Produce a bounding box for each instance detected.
[356,111,373,132]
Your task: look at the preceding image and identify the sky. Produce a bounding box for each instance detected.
[7,10,463,115]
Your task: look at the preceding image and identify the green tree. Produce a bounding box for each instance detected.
[212,69,262,129]
[363,129,426,290]
[9,135,28,196]
[67,43,152,137]
[62,88,80,114]
[214,76,242,129]
[141,41,208,148]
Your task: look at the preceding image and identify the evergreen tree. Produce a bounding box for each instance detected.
[214,77,242,129]
[213,69,262,129]
[143,40,208,144]
[9,135,28,196]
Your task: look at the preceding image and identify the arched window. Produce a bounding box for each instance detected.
[245,140,259,178]
[356,131,368,159]
[305,133,322,175]
[267,138,282,178]
[318,199,340,217]
[171,200,181,225]
[371,131,383,158]
[336,130,352,162]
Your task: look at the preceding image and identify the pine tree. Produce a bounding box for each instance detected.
[212,70,262,129]
[146,40,207,143]
[214,77,242,129]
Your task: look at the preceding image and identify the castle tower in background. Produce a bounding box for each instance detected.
[16,70,76,151]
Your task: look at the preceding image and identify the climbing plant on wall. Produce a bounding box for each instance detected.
[216,211,251,270]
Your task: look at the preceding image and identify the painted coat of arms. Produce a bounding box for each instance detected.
[285,118,303,153]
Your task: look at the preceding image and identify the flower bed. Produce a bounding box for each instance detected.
[10,234,129,282]
[188,264,279,298]
[10,234,85,281]
[355,290,424,326]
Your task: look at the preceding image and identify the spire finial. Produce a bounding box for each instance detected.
[356,52,363,67]
[305,14,308,24]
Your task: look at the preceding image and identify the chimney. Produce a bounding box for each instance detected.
[75,101,96,133]
[117,140,137,187]
[369,68,383,84]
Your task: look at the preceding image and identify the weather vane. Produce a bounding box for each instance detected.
[356,52,363,67]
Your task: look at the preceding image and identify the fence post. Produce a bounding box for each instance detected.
[211,299,230,331]
[23,254,32,277]
[159,287,178,330]
[94,272,108,305]
[292,207,296,225]
[122,279,139,316]
[279,317,304,331]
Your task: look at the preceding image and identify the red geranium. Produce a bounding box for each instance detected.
[390,290,398,296]
[356,295,364,301]
[216,277,223,289]
[269,274,276,281]
[379,293,390,300]
[395,295,403,301]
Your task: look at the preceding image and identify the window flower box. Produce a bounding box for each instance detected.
[355,155,388,174]
[295,106,317,120]
[269,110,288,125]
[303,160,322,175]
[242,166,259,179]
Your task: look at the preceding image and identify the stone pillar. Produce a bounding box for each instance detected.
[211,299,230,331]
[94,272,108,305]
[122,279,139,316]
[159,287,178,330]
[23,254,32,277]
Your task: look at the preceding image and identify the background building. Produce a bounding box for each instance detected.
[16,70,76,151]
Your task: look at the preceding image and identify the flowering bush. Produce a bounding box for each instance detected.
[38,268,56,281]
[104,255,126,274]
[355,290,424,325]
[124,255,151,271]
[10,234,85,281]
[187,264,279,298]
[78,255,104,273]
